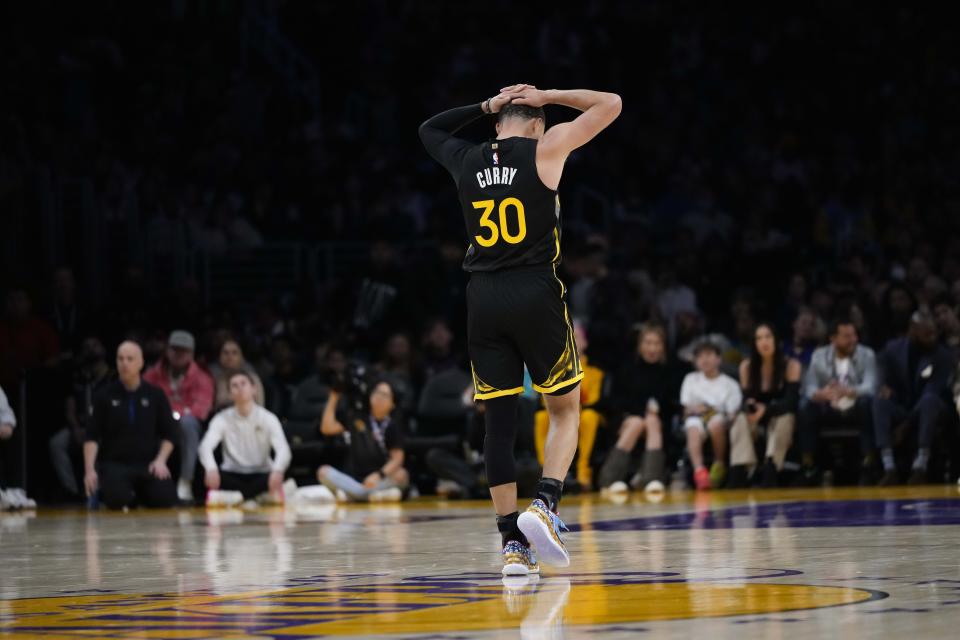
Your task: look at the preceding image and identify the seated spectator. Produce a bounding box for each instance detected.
[47,267,87,358]
[0,288,60,391]
[534,323,604,490]
[209,339,265,412]
[796,319,877,485]
[597,323,685,493]
[83,342,178,510]
[261,336,302,420]
[144,330,214,502]
[372,332,420,414]
[874,311,955,485]
[49,337,113,498]
[317,379,408,502]
[729,323,802,488]
[426,399,488,500]
[1,383,16,481]
[0,385,34,510]
[420,318,457,379]
[784,307,821,367]
[681,340,743,490]
[932,294,960,357]
[199,371,291,502]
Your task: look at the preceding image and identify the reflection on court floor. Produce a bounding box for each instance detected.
[1,486,958,638]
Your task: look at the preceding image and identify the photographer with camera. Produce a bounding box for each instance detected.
[49,337,113,498]
[316,369,408,502]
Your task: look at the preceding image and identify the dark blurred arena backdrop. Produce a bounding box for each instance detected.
[1,1,960,500]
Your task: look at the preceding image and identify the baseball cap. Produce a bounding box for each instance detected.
[168,330,196,351]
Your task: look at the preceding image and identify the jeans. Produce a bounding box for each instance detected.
[319,466,402,502]
[178,414,202,483]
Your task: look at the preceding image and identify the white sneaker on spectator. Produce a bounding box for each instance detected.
[369,487,402,503]
[281,479,297,503]
[0,489,11,511]
[435,479,463,498]
[2,488,36,510]
[607,481,629,494]
[177,479,195,503]
[294,485,336,504]
[206,490,244,508]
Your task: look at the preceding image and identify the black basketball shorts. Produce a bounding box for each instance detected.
[466,265,583,400]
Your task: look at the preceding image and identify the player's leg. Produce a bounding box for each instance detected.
[540,384,580,487]
[516,269,584,567]
[518,384,579,567]
[466,273,536,575]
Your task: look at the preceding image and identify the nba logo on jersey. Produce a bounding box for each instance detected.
[492,152,499,165]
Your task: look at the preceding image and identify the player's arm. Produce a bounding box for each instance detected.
[418,93,512,178]
[505,86,622,158]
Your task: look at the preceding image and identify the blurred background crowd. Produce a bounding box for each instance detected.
[2,1,960,507]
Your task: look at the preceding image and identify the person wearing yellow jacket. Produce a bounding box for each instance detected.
[534,323,605,490]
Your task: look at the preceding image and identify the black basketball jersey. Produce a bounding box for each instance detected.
[454,137,561,272]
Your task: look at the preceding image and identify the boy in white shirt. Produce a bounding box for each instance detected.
[680,341,742,490]
[199,371,292,503]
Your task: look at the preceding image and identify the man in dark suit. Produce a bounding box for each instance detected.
[874,311,956,485]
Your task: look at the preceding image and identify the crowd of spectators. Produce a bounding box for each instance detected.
[3,3,960,506]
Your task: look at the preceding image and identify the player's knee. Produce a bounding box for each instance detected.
[317,465,332,481]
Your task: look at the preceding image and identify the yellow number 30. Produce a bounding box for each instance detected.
[472,198,527,247]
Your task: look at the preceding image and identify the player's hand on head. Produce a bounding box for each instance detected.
[510,88,549,108]
[488,92,514,114]
[501,83,537,93]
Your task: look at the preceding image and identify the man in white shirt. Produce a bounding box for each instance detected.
[199,371,291,502]
[680,341,743,490]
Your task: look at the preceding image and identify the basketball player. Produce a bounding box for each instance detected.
[419,84,621,575]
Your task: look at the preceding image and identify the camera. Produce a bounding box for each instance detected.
[329,362,370,412]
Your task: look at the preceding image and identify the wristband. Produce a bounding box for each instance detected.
[482,98,491,114]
